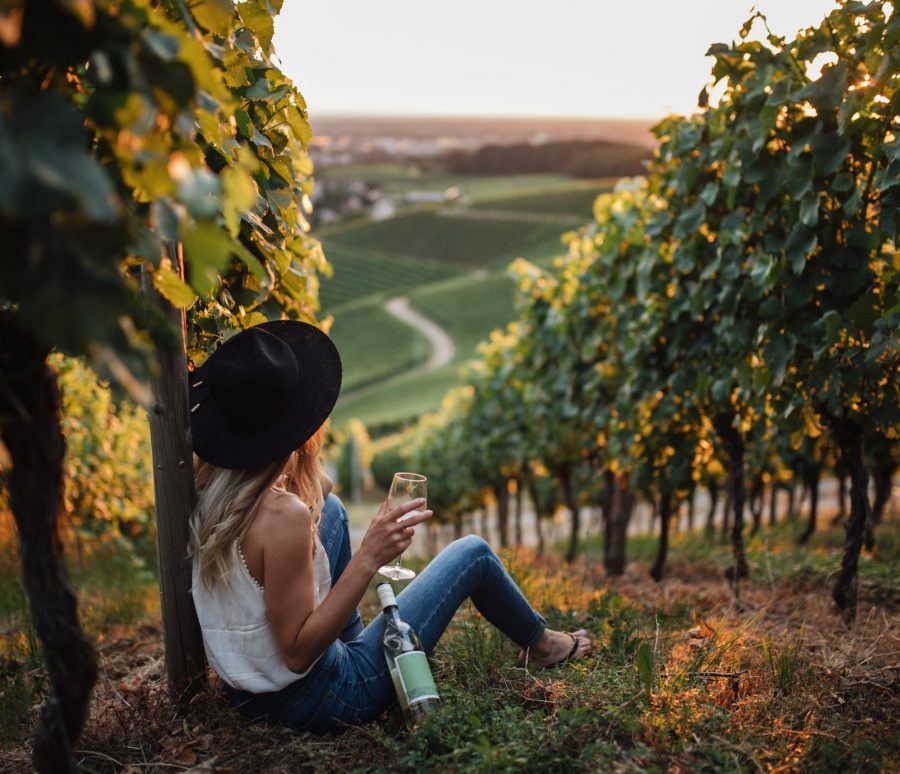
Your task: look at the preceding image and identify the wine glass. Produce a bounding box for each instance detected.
[378,472,426,581]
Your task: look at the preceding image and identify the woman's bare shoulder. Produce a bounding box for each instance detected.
[250,490,313,546]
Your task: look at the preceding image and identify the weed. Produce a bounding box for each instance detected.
[761,630,804,696]
[0,665,33,747]
[2,514,897,772]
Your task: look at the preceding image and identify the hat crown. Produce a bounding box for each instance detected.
[190,320,341,470]
[206,328,301,433]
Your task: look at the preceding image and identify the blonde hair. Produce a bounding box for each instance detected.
[189,426,327,590]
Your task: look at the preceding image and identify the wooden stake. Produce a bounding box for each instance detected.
[142,245,206,703]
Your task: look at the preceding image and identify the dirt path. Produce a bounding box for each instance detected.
[384,296,455,370]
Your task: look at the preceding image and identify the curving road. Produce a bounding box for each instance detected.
[385,296,455,370]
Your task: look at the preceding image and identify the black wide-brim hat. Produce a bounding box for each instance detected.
[190,321,342,470]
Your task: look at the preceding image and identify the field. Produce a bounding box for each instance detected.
[320,165,579,198]
[407,272,519,359]
[318,242,460,312]
[470,179,615,214]
[3,510,896,772]
[323,211,568,269]
[320,173,603,431]
[328,297,429,393]
[332,272,521,427]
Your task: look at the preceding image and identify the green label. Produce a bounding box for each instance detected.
[394,651,439,705]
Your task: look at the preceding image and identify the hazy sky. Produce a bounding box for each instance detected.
[274,0,839,119]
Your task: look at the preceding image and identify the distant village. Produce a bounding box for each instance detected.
[307,116,654,226]
[308,130,481,225]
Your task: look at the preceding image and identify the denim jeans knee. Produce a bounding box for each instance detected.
[455,533,492,555]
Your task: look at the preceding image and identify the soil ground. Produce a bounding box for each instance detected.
[2,512,898,773]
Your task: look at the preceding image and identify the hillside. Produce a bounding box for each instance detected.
[438,139,651,178]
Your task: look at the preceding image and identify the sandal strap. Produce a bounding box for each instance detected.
[565,633,579,661]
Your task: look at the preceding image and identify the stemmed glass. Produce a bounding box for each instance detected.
[378,472,426,581]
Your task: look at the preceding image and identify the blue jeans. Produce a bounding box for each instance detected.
[224,493,546,733]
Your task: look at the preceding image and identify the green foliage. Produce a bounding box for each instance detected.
[762,631,804,696]
[0,668,35,747]
[369,431,414,492]
[401,1,900,582]
[0,0,327,382]
[52,355,154,545]
[407,272,519,359]
[329,297,428,392]
[469,180,616,215]
[324,210,566,269]
[319,242,460,311]
[634,641,656,697]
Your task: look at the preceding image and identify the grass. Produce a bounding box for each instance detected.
[333,360,465,429]
[470,179,615,215]
[319,242,460,311]
[407,271,519,360]
[316,172,583,432]
[323,211,568,269]
[332,260,568,430]
[762,630,805,696]
[333,270,522,428]
[329,295,430,392]
[3,510,898,771]
[579,514,900,603]
[0,513,159,748]
[320,165,576,198]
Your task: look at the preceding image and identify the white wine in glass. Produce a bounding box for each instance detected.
[378,472,426,581]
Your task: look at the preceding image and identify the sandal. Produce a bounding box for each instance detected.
[518,630,590,669]
[562,632,580,662]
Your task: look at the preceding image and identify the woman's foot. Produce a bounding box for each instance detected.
[519,628,592,668]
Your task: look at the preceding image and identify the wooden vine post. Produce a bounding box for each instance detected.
[143,246,206,703]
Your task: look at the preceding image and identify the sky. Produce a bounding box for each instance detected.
[274,0,840,119]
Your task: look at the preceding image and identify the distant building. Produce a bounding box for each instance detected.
[404,187,464,205]
[404,190,446,204]
[317,208,339,225]
[370,198,397,221]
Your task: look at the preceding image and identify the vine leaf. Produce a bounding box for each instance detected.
[189,0,236,37]
[785,224,817,274]
[154,265,197,310]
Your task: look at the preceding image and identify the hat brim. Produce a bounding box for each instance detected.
[190,321,342,470]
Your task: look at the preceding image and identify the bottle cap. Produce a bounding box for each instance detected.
[376,582,397,609]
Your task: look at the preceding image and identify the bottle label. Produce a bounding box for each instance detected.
[394,651,439,705]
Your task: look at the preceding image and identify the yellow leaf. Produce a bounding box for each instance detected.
[222,166,258,237]
[154,266,196,309]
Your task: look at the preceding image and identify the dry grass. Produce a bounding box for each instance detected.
[2,519,899,773]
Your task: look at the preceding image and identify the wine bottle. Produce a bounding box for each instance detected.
[376,582,441,728]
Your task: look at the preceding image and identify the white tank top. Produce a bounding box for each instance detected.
[191,535,332,693]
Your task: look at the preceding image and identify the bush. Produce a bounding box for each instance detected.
[52,355,155,550]
[370,430,415,491]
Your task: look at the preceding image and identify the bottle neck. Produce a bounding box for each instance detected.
[384,604,401,626]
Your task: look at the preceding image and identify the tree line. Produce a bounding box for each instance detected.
[0,1,325,770]
[395,0,898,622]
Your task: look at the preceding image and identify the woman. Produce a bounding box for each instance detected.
[188,321,592,733]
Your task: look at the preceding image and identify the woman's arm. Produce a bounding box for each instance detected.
[263,494,431,673]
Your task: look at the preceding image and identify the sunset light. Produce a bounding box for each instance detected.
[276,0,840,119]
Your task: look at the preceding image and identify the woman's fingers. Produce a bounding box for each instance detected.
[391,497,426,521]
[391,498,430,525]
[397,509,432,529]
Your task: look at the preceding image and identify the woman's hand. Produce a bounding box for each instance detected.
[358,497,432,572]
